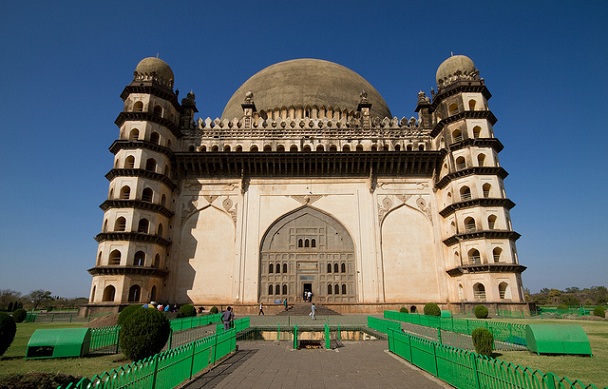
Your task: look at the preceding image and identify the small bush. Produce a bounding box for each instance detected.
[118,305,144,326]
[12,308,27,323]
[210,306,219,314]
[399,306,409,313]
[474,305,489,319]
[593,306,605,318]
[177,304,197,318]
[119,308,171,361]
[0,312,17,356]
[472,327,494,356]
[557,304,568,310]
[423,303,441,316]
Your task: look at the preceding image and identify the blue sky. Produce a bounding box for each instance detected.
[1,1,606,298]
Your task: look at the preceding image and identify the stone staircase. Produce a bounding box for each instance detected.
[276,303,341,316]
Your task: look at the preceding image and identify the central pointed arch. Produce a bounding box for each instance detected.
[260,206,356,304]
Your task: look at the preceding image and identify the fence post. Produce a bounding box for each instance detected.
[544,372,558,389]
[278,323,281,341]
[437,328,442,345]
[212,332,218,364]
[115,327,121,354]
[325,324,330,349]
[293,325,298,349]
[151,354,159,389]
[168,328,173,350]
[189,341,197,380]
[338,324,341,342]
[471,353,481,389]
[432,342,439,377]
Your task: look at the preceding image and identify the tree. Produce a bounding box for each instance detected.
[0,290,21,310]
[28,290,53,310]
[119,308,171,361]
[0,313,17,356]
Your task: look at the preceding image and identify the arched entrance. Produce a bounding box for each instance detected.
[259,206,356,304]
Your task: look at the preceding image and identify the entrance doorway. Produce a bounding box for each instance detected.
[303,283,312,302]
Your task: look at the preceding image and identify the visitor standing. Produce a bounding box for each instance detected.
[283,298,288,311]
[310,303,316,320]
[259,302,264,315]
[222,306,234,330]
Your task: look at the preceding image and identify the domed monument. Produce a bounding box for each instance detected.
[84,55,527,316]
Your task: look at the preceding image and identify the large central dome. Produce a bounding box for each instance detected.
[221,59,391,120]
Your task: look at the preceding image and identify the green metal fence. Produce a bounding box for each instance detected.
[387,328,602,389]
[89,325,120,353]
[59,325,243,389]
[170,313,221,331]
[383,311,527,345]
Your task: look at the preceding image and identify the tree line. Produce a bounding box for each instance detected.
[0,289,87,311]
[525,285,608,306]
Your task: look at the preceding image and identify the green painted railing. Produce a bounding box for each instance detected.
[170,313,221,331]
[387,328,602,389]
[89,325,120,353]
[59,325,243,389]
[368,316,401,333]
[215,317,251,333]
[383,311,527,345]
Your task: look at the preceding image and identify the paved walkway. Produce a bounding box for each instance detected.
[181,340,450,389]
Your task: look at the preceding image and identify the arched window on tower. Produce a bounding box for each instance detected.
[114,217,126,232]
[311,239,316,248]
[120,186,131,200]
[142,188,153,203]
[488,214,497,230]
[342,144,351,152]
[269,263,273,273]
[133,101,144,112]
[153,105,163,117]
[145,158,157,172]
[128,285,141,302]
[298,239,303,248]
[452,129,463,143]
[477,153,486,167]
[102,285,116,302]
[150,132,160,144]
[448,102,459,115]
[282,284,287,295]
[290,145,298,152]
[264,145,272,152]
[327,263,332,273]
[303,145,311,152]
[334,284,340,295]
[224,145,232,152]
[493,247,502,262]
[109,250,121,265]
[456,156,466,170]
[334,263,339,273]
[499,282,511,299]
[468,249,481,264]
[277,145,285,152]
[154,254,160,268]
[250,145,259,152]
[157,223,163,237]
[134,251,145,266]
[283,263,287,273]
[468,100,477,111]
[460,186,472,201]
[473,126,482,139]
[275,285,280,295]
[342,284,347,294]
[137,219,149,234]
[129,128,140,140]
[473,283,486,300]
[327,284,332,294]
[329,144,338,152]
[304,239,310,248]
[125,155,135,169]
[482,183,491,198]
[341,263,346,273]
[464,217,477,232]
[394,144,401,151]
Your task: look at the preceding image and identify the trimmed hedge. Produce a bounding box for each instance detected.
[423,303,441,316]
[474,305,489,319]
[593,306,605,318]
[472,327,494,356]
[118,305,144,326]
[399,306,409,313]
[210,306,219,314]
[12,308,27,323]
[0,312,17,356]
[119,308,171,361]
[177,304,197,318]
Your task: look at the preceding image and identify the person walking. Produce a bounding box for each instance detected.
[310,303,316,320]
[259,302,264,315]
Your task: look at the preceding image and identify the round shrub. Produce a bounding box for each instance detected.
[119,308,171,361]
[177,304,197,318]
[399,306,409,313]
[423,303,441,316]
[472,327,494,356]
[593,306,605,318]
[210,306,219,314]
[0,312,17,356]
[118,305,144,326]
[474,305,489,319]
[12,308,27,323]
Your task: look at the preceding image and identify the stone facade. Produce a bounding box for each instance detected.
[83,55,527,316]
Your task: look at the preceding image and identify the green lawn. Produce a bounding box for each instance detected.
[0,322,128,381]
[495,319,608,389]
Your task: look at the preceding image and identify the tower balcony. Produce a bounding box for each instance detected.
[446,263,527,277]
[109,140,174,159]
[439,198,515,217]
[100,199,174,218]
[435,167,508,189]
[95,232,171,247]
[105,168,177,190]
[88,265,169,278]
[115,112,180,138]
[443,230,520,246]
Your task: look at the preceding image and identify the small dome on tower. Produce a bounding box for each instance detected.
[435,55,477,86]
[134,57,174,88]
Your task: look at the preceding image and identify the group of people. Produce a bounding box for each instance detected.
[142,301,178,312]
[303,291,313,302]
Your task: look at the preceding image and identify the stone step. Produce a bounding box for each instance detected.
[276,303,341,316]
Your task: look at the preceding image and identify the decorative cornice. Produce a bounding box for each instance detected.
[115,112,181,138]
[174,151,445,179]
[435,167,508,190]
[446,138,504,153]
[439,198,515,218]
[95,232,171,247]
[105,168,177,191]
[431,111,498,138]
[443,230,521,246]
[88,265,169,278]
[446,263,527,277]
[109,140,174,159]
[99,199,174,218]
[120,84,180,110]
[432,81,491,104]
